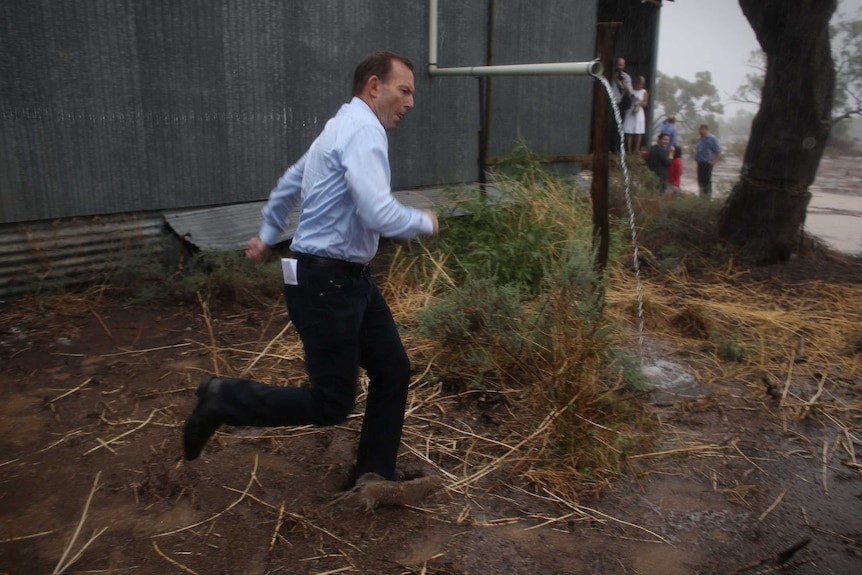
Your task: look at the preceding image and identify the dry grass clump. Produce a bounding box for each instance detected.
[375,157,653,500]
[606,245,862,435]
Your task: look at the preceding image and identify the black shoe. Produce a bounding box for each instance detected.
[183,376,223,460]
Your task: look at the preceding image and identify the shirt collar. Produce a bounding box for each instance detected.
[350,97,380,125]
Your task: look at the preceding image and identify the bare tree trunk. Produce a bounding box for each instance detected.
[718,0,836,263]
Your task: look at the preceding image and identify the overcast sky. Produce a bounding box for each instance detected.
[657,0,862,118]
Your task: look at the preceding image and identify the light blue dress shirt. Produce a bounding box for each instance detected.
[258,97,434,264]
[695,133,722,163]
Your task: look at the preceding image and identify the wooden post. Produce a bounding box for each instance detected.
[590,22,621,271]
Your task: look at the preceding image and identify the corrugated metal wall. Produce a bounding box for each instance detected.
[0,213,166,299]
[488,0,596,158]
[0,0,598,225]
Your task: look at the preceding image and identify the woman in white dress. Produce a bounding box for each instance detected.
[623,76,648,154]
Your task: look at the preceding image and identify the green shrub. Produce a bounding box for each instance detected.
[713,331,750,362]
[110,249,283,306]
[418,278,525,390]
[394,153,655,495]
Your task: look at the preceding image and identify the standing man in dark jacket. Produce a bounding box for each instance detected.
[609,57,633,153]
[182,51,439,486]
[646,133,673,192]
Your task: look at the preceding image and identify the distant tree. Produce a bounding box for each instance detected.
[830,10,862,126]
[718,0,836,263]
[653,71,724,136]
[730,51,765,108]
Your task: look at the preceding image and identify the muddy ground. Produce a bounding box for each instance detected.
[1,157,861,575]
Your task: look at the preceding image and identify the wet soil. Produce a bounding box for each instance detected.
[1,157,861,575]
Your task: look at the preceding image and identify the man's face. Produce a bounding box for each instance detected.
[659,135,670,147]
[699,126,708,137]
[368,60,415,131]
[615,58,626,72]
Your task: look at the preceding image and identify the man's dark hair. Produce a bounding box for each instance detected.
[352,51,414,96]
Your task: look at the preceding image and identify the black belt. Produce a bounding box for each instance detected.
[295,253,370,276]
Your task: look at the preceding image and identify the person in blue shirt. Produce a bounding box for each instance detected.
[183,51,439,487]
[659,115,679,151]
[695,123,722,195]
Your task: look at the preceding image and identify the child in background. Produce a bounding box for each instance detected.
[668,145,683,194]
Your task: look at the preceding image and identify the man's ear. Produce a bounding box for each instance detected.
[366,75,381,98]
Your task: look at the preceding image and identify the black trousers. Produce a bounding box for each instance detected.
[217,257,411,481]
[697,161,714,195]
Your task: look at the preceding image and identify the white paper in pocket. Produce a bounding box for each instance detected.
[281,258,298,285]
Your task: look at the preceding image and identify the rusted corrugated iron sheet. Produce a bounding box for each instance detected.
[163,202,292,251]
[0,185,471,300]
[0,213,165,300]
[162,190,440,251]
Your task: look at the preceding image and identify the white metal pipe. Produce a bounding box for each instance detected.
[429,0,438,67]
[427,0,603,78]
[429,61,602,77]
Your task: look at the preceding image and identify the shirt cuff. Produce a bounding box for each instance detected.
[416,209,435,236]
[258,223,283,247]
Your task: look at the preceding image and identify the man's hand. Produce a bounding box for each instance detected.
[424,209,439,237]
[246,236,272,263]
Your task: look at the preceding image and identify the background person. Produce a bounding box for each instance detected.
[623,75,648,154]
[668,145,683,194]
[659,114,679,151]
[183,51,439,487]
[609,57,633,153]
[645,133,672,192]
[695,123,722,195]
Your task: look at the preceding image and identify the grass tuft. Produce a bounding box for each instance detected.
[390,155,654,498]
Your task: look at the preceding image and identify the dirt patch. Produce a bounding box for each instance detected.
[2,263,860,575]
[2,183,862,573]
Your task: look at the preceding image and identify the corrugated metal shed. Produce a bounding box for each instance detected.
[1,0,599,224]
[162,189,440,251]
[487,0,595,158]
[0,0,666,299]
[0,213,165,299]
[598,0,663,137]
